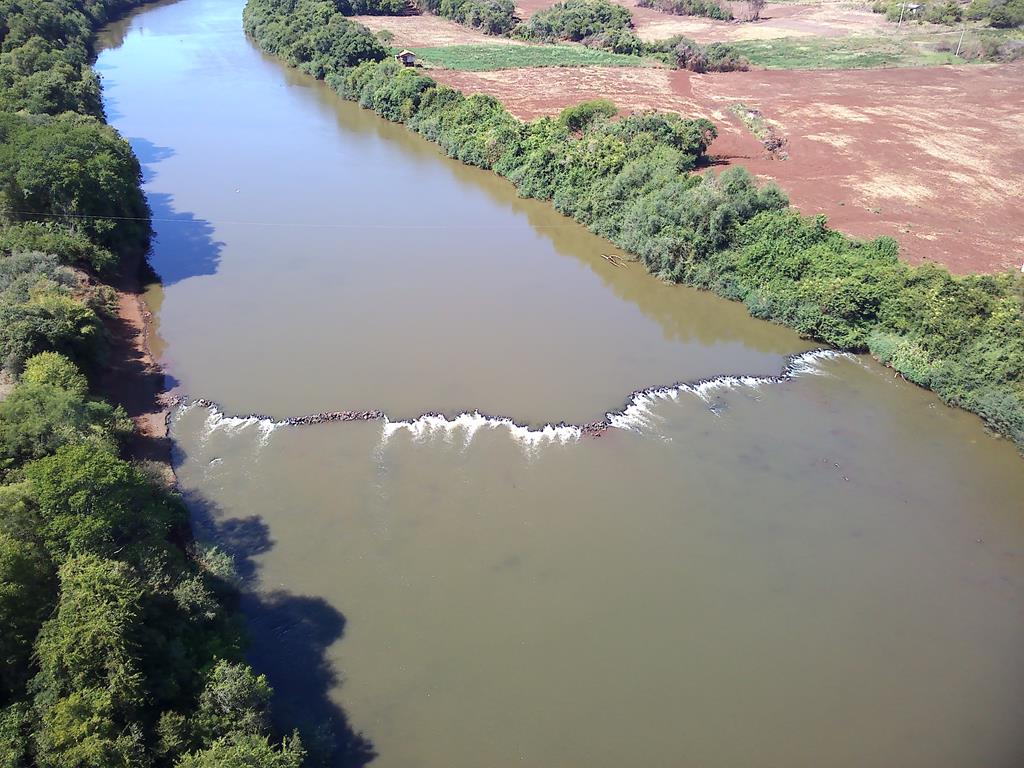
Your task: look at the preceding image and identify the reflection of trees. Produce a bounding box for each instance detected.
[94,0,187,52]
[291,65,805,353]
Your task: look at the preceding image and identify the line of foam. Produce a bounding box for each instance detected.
[176,349,851,449]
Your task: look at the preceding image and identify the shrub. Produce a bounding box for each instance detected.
[21,352,89,395]
[0,223,118,273]
[422,0,518,34]
[518,0,633,41]
[989,0,1024,26]
[645,35,749,71]
[175,733,306,768]
[966,0,991,18]
[192,662,273,743]
[0,254,105,373]
[558,99,617,132]
[0,381,122,474]
[338,0,407,13]
[636,0,732,21]
[923,0,962,23]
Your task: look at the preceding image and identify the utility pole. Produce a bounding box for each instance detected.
[898,1,906,27]
[955,24,966,56]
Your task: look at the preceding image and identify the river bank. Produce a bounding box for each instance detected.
[95,247,176,482]
[88,1,1024,765]
[242,0,1024,451]
[0,0,315,761]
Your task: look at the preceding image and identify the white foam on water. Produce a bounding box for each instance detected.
[607,395,655,432]
[177,401,284,447]
[382,411,582,453]
[685,375,763,401]
[786,348,847,377]
[179,349,854,451]
[607,349,852,429]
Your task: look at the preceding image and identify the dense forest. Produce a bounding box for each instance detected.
[247,0,1024,449]
[0,0,315,766]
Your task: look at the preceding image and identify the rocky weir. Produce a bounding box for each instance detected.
[175,348,852,447]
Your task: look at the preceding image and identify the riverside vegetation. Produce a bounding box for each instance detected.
[328,0,753,72]
[244,0,1024,448]
[0,0,317,766]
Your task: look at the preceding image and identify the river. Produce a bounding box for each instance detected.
[95,2,1024,766]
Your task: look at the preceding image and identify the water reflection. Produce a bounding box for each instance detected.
[293,66,810,352]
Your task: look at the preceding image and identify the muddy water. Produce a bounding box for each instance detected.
[97,2,1024,767]
[94,0,810,426]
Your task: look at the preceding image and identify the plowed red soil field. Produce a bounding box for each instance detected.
[432,63,1024,273]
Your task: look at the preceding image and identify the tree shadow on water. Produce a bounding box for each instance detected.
[130,137,176,181]
[146,191,224,286]
[185,491,376,767]
[126,137,225,286]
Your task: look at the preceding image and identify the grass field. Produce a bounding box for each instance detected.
[728,35,962,69]
[729,28,1024,69]
[412,44,654,70]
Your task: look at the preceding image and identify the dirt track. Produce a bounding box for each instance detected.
[433,63,1024,274]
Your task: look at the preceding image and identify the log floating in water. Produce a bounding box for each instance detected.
[601,253,626,267]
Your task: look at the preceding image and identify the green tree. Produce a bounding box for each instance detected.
[0,702,32,768]
[32,688,145,768]
[0,284,104,373]
[0,532,55,702]
[193,661,273,743]
[0,111,150,258]
[24,443,183,563]
[0,381,120,475]
[558,99,617,133]
[20,351,89,395]
[176,733,306,768]
[0,222,117,272]
[30,555,146,768]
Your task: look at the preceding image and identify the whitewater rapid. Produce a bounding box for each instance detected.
[174,349,852,451]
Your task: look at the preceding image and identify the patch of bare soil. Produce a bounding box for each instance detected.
[351,14,526,46]
[433,66,713,118]
[94,250,176,483]
[431,63,1024,274]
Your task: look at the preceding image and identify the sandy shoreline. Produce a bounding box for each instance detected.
[96,249,176,484]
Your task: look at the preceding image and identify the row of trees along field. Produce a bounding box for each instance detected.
[247,0,1024,449]
[303,0,753,70]
[0,0,313,766]
[510,0,750,70]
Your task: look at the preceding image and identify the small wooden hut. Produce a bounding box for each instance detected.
[396,49,416,67]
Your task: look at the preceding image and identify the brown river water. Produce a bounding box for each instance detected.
[97,2,1024,766]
